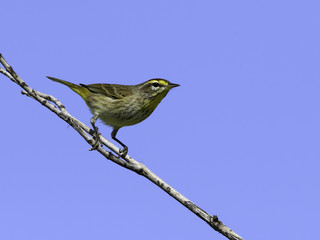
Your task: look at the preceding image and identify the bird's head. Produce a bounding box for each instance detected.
[139,78,180,101]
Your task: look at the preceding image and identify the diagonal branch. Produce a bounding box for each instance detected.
[0,53,244,240]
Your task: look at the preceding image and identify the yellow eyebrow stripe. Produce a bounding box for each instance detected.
[148,79,168,86]
[158,80,168,85]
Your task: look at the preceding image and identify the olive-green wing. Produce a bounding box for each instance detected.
[80,83,133,100]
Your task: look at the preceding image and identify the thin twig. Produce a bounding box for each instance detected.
[0,53,243,240]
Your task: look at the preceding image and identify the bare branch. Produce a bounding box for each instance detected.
[0,53,243,240]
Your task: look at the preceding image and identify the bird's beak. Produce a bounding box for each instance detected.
[168,83,180,89]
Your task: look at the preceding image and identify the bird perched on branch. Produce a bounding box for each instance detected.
[47,76,179,156]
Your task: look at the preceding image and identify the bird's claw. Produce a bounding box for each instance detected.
[118,146,128,158]
[89,128,102,151]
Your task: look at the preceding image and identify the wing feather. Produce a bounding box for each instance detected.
[80,84,133,100]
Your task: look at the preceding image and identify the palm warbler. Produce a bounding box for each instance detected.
[46,76,179,155]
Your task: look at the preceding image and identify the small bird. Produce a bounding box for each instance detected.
[46,76,179,156]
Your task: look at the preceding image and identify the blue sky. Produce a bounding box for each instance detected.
[1,1,320,239]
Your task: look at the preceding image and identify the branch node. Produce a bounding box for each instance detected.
[21,90,29,96]
[135,165,145,175]
[20,81,28,88]
[212,215,219,222]
[8,66,15,75]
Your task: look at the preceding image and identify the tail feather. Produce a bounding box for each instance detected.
[46,76,90,100]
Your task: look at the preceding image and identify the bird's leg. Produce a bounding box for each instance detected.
[111,128,128,157]
[89,114,102,151]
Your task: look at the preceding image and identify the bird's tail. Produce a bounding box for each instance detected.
[46,76,90,100]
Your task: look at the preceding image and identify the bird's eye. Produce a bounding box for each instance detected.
[152,82,160,87]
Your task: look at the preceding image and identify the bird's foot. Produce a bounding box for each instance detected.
[118,146,128,158]
[89,128,102,151]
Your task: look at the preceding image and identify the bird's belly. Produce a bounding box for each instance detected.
[98,108,150,127]
[86,95,154,128]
